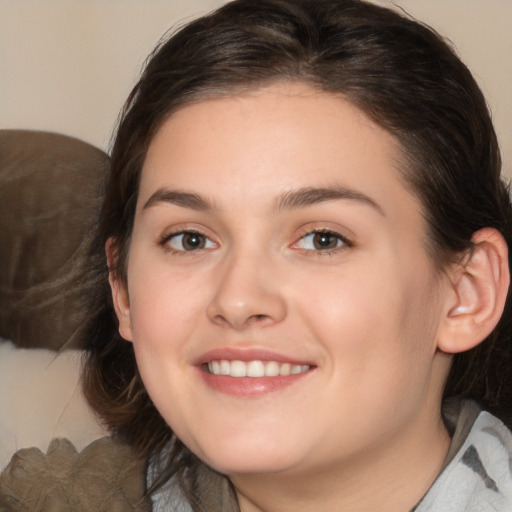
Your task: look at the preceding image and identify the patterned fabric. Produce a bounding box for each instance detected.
[151,401,512,511]
[150,461,238,512]
[415,408,512,511]
[0,437,151,511]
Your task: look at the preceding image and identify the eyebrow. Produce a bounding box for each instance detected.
[275,186,384,215]
[143,188,215,211]
[142,185,384,215]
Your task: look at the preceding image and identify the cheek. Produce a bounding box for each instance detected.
[125,261,210,424]
[126,257,209,353]
[294,252,440,373]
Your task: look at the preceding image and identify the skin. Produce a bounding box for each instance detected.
[112,82,465,511]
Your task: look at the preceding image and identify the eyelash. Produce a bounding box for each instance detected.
[292,229,353,255]
[158,229,216,255]
[158,228,353,256]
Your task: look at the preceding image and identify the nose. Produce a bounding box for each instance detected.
[206,250,287,330]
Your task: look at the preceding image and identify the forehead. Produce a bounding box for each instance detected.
[139,82,416,219]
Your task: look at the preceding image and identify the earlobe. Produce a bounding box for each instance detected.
[438,228,509,354]
[106,239,134,342]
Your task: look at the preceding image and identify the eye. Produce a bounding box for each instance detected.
[164,231,216,252]
[294,230,350,251]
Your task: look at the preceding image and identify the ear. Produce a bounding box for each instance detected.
[438,228,509,354]
[106,239,133,342]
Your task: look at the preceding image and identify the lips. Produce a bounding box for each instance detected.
[196,348,315,396]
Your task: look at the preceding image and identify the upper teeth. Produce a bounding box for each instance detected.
[207,360,310,377]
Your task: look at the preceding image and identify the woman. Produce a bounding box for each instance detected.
[83,0,512,510]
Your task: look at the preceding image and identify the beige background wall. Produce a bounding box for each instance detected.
[0,0,510,175]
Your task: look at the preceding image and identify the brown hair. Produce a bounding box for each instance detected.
[83,0,512,500]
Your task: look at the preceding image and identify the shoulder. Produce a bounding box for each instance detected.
[147,453,192,512]
[417,409,512,511]
[151,484,192,512]
[147,455,238,512]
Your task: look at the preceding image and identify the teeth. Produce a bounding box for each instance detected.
[265,361,280,377]
[279,363,291,376]
[230,360,247,377]
[206,359,311,377]
[247,360,265,377]
[220,360,230,375]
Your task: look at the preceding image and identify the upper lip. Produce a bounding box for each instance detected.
[194,347,315,367]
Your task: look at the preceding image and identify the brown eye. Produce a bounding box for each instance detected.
[182,232,206,250]
[312,232,339,250]
[295,230,349,252]
[167,231,215,251]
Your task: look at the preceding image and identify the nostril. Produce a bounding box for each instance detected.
[212,314,232,328]
[246,313,272,326]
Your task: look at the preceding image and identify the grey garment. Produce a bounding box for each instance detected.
[150,462,237,512]
[415,404,512,511]
[151,401,512,511]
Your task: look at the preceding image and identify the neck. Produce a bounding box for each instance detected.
[231,412,451,512]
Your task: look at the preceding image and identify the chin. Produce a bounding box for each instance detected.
[206,454,296,476]
[190,435,304,476]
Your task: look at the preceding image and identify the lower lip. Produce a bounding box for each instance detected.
[198,369,312,397]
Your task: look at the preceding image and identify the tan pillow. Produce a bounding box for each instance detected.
[0,130,108,350]
[0,437,151,511]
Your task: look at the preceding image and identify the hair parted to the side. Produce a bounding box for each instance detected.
[82,0,512,499]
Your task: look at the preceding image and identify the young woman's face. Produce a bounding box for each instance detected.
[114,82,453,479]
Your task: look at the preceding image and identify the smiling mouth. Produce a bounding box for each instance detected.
[203,360,312,377]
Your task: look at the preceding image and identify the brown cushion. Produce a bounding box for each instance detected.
[0,130,108,350]
[0,437,151,511]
